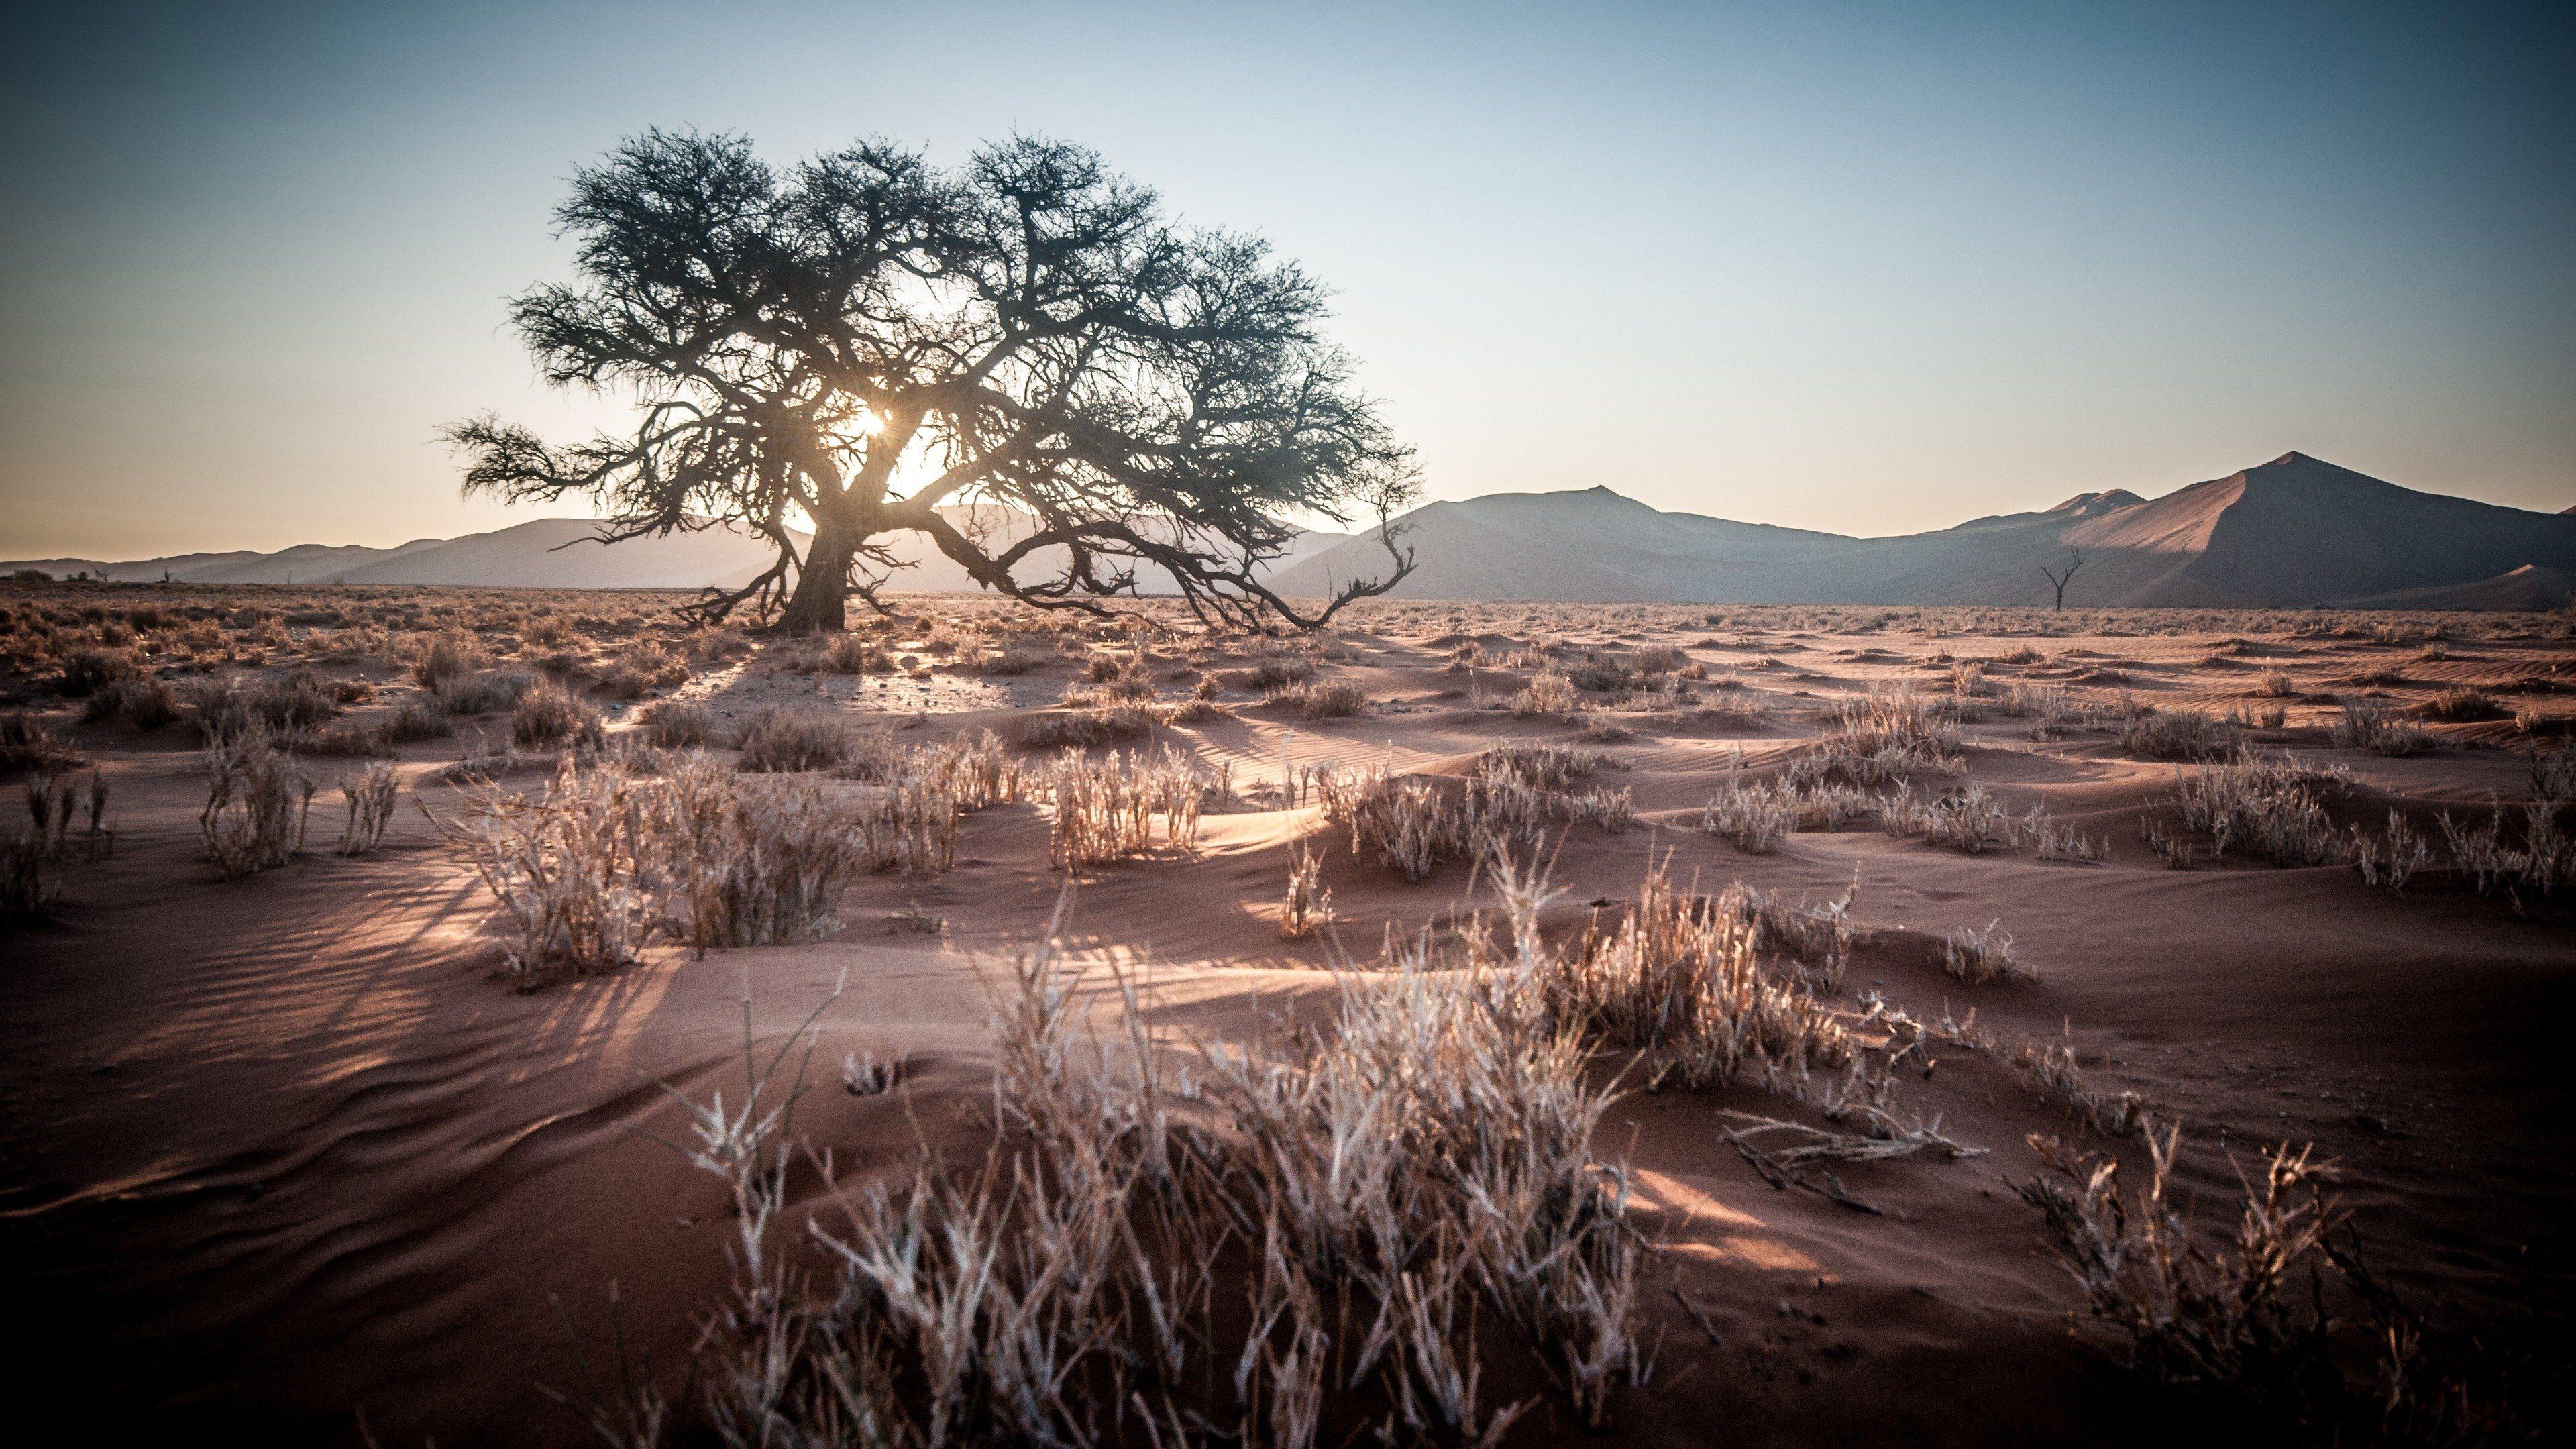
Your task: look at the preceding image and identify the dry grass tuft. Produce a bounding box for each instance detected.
[1279,841,1334,938]
[200,738,315,877]
[2118,707,2239,762]
[335,761,397,855]
[1937,918,2033,983]
[1046,745,1210,867]
[0,712,85,773]
[2330,700,2441,757]
[509,679,604,749]
[2167,750,2353,866]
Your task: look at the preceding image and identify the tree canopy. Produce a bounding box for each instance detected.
[445,130,1418,631]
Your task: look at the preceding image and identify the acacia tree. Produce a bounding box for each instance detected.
[444,131,1417,633]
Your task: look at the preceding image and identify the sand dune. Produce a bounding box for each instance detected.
[3,586,2570,1444]
[1277,453,2576,608]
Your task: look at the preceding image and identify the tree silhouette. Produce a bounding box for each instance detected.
[445,131,1418,633]
[2040,547,2084,610]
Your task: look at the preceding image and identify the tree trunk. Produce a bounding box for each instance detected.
[780,520,855,634]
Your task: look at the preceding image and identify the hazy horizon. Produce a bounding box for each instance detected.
[6,1,2573,559]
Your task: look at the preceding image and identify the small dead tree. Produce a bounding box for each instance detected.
[2041,547,2084,610]
[445,131,1417,633]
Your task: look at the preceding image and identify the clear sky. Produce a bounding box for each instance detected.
[4,0,2571,559]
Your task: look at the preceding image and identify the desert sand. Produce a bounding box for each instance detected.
[2,583,2571,1445]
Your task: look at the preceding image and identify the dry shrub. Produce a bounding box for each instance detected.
[1548,861,1852,1091]
[2351,811,2431,894]
[642,869,1650,1444]
[1791,686,1962,784]
[2421,687,2506,722]
[433,667,537,716]
[1513,671,1579,716]
[1702,776,1799,853]
[55,646,139,698]
[1999,681,2078,739]
[510,679,604,749]
[1288,678,1368,718]
[1022,704,1156,749]
[2169,750,2353,866]
[2253,668,2299,698]
[450,760,665,973]
[1937,918,2032,983]
[22,767,111,861]
[820,634,894,674]
[1,824,52,918]
[409,629,489,688]
[733,706,854,772]
[336,760,397,855]
[2119,707,2239,762]
[849,773,961,877]
[2021,1128,2339,1395]
[1239,652,1317,692]
[180,670,339,744]
[200,738,315,877]
[979,637,1055,675]
[2330,700,2440,757]
[1046,746,1210,867]
[1316,757,1632,881]
[87,676,180,731]
[447,755,878,975]
[2016,1127,2528,1438]
[0,712,83,773]
[1280,841,1334,938]
[383,699,453,742]
[1478,739,1605,789]
[637,698,711,747]
[2437,802,2573,900]
[678,764,873,944]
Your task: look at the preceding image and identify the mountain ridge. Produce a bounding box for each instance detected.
[1276,453,2576,608]
[11,455,2570,608]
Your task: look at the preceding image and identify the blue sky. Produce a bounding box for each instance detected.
[3,0,2571,557]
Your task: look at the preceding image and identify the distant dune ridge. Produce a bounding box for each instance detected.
[11,453,2570,608]
[1277,453,2576,608]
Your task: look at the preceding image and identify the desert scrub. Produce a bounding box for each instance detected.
[1278,841,1334,938]
[1046,745,1211,867]
[1937,918,2032,983]
[179,669,339,744]
[1,824,53,918]
[1513,670,1580,716]
[1286,677,1367,718]
[2117,706,2237,762]
[638,863,1652,1446]
[509,679,603,749]
[1702,775,1799,853]
[199,738,315,877]
[431,667,537,716]
[732,706,857,772]
[2420,686,2506,722]
[1315,756,1633,880]
[1547,861,1854,1091]
[2350,810,2431,894]
[0,712,84,773]
[637,697,711,747]
[2328,700,2439,756]
[335,760,398,855]
[444,755,875,975]
[87,676,180,731]
[54,645,140,698]
[2167,749,2353,866]
[2436,801,2573,900]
